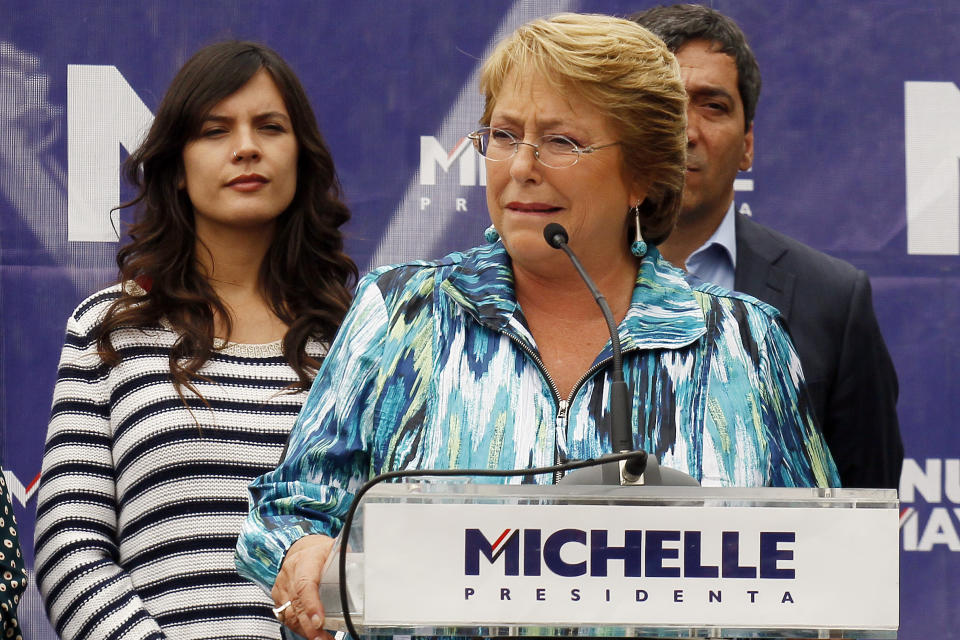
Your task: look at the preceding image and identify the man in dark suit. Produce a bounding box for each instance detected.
[632,3,903,488]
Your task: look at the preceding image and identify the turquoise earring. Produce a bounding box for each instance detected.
[484,225,500,243]
[630,203,647,257]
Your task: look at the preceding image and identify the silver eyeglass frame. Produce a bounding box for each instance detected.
[467,126,619,169]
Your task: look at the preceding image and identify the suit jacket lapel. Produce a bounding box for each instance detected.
[733,214,796,321]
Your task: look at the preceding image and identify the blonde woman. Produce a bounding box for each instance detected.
[237,15,839,639]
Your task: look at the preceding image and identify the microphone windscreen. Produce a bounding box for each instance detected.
[543,222,569,248]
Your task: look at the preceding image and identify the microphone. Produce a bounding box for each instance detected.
[543,222,569,249]
[542,222,644,484]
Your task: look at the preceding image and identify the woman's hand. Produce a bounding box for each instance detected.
[271,534,336,640]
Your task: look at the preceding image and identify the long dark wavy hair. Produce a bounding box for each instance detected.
[96,41,358,394]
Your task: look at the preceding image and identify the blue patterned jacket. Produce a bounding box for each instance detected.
[236,242,839,588]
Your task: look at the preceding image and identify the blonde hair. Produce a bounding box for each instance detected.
[480,13,687,244]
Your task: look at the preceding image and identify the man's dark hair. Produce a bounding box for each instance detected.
[631,3,761,130]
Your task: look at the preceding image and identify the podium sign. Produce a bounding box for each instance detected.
[324,484,898,638]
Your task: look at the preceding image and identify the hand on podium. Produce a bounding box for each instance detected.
[271,534,336,640]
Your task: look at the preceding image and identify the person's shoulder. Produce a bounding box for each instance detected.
[737,214,864,284]
[361,245,490,296]
[69,280,156,325]
[69,283,124,327]
[691,280,783,323]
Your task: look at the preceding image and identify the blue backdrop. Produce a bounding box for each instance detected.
[2,1,957,638]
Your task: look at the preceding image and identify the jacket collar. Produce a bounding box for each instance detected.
[441,242,706,356]
[734,213,795,320]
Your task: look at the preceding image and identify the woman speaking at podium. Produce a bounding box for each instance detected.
[237,14,839,639]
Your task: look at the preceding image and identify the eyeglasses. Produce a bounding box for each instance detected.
[467,127,620,169]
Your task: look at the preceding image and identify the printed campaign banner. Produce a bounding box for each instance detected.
[363,500,898,631]
[2,2,958,638]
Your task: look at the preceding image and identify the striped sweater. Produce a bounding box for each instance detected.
[34,286,323,640]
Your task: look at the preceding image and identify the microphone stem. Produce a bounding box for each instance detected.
[555,243,633,454]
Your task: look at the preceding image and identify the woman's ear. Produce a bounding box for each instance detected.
[628,177,650,213]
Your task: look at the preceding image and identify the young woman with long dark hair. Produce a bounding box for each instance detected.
[34,41,356,640]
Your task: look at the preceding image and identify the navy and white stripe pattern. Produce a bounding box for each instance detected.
[35,285,322,640]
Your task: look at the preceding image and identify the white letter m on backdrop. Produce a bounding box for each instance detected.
[905,81,960,255]
[67,65,154,242]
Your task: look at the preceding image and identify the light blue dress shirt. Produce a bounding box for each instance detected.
[685,201,737,291]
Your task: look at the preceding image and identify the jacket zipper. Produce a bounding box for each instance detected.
[504,332,622,483]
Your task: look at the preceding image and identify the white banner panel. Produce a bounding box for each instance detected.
[363,502,898,630]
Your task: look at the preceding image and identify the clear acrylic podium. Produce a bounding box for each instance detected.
[319,483,898,638]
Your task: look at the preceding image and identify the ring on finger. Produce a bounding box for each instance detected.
[272,600,293,619]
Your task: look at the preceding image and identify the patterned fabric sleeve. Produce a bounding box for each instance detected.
[1,472,27,640]
[236,273,388,590]
[34,307,166,640]
[757,314,842,488]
